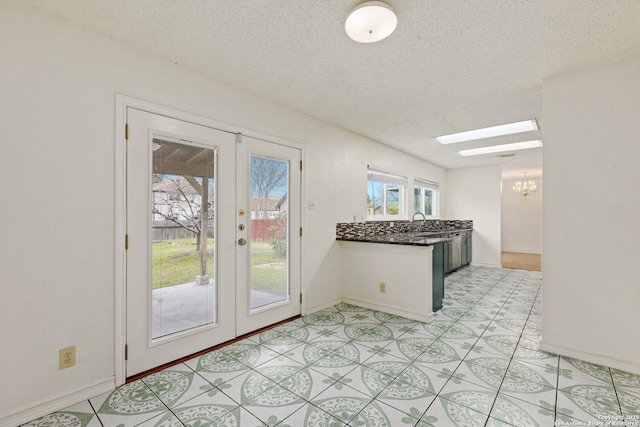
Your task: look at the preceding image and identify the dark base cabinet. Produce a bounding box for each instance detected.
[443,230,473,275]
[432,243,444,312]
[443,240,451,274]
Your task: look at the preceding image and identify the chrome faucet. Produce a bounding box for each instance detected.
[411,212,426,236]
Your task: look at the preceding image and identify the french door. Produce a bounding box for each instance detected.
[125,109,301,376]
[236,135,301,336]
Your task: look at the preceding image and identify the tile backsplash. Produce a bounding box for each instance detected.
[336,219,473,239]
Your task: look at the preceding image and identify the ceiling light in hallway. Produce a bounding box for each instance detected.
[458,140,543,156]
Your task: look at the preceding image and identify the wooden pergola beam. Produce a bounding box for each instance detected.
[152,159,213,178]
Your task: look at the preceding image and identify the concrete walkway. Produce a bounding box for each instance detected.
[152,280,286,338]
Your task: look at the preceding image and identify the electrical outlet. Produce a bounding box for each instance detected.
[59,346,76,369]
[379,282,386,293]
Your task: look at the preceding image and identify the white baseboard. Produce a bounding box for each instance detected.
[0,377,115,427]
[304,297,342,316]
[540,341,640,376]
[342,297,434,324]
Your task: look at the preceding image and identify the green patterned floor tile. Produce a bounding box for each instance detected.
[490,394,555,427]
[333,302,368,312]
[217,369,278,406]
[409,339,463,371]
[242,386,307,424]
[31,267,640,427]
[308,353,360,379]
[304,324,349,342]
[384,322,423,339]
[559,357,614,386]
[344,322,397,344]
[281,367,337,401]
[422,395,489,427]
[256,324,308,345]
[512,344,557,366]
[439,378,498,417]
[304,339,353,363]
[311,383,374,424]
[611,368,640,398]
[507,359,559,388]
[618,389,640,416]
[373,310,417,325]
[186,347,255,376]
[90,380,169,427]
[557,388,622,424]
[142,363,214,409]
[358,361,432,395]
[368,400,428,427]
[419,319,455,338]
[373,381,437,421]
[279,402,348,426]
[21,409,100,427]
[135,410,181,426]
[499,375,557,410]
[269,341,317,366]
[253,359,306,387]
[479,334,519,358]
[362,343,414,365]
[452,356,511,391]
[343,310,382,324]
[302,310,346,327]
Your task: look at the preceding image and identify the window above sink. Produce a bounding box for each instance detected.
[366,166,407,220]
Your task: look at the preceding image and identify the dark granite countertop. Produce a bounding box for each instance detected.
[336,229,472,247]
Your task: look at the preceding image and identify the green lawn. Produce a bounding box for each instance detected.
[152,239,286,293]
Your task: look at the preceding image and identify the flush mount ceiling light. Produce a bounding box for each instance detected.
[345,1,397,43]
[436,119,538,144]
[458,140,543,157]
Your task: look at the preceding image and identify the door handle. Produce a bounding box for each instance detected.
[238,238,247,246]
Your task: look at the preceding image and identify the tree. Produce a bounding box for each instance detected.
[250,157,287,219]
[152,175,214,277]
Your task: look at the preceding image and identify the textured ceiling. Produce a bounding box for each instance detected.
[23,0,640,175]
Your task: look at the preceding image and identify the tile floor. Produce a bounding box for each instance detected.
[23,266,640,426]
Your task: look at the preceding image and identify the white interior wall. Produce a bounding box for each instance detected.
[541,57,640,373]
[501,178,542,254]
[446,166,502,267]
[0,2,447,422]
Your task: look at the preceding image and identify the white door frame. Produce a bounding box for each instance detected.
[114,95,304,386]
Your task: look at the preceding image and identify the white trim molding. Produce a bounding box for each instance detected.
[342,297,434,324]
[540,340,640,376]
[304,297,343,316]
[0,378,114,427]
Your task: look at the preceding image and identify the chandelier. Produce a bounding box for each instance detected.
[513,172,537,197]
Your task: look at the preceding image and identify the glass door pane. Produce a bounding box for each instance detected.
[249,155,289,310]
[151,138,217,339]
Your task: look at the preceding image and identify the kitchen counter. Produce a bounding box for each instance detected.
[336,229,473,246]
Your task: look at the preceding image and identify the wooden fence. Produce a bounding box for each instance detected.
[251,219,285,241]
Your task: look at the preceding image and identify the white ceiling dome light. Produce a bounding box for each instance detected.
[345,1,397,43]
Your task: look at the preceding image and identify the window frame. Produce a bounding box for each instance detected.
[413,178,440,218]
[366,166,408,220]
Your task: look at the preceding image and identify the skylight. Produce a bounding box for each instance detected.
[458,140,543,156]
[436,119,538,144]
